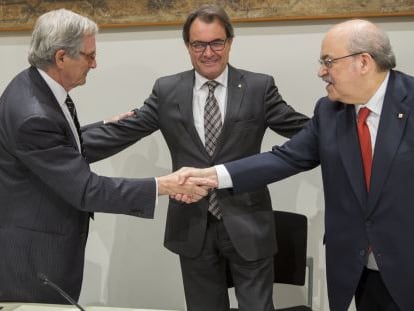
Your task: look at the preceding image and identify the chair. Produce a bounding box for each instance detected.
[227,210,313,311]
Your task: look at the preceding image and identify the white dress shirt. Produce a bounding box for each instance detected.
[193,66,228,144]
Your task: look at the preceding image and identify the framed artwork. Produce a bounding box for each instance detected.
[1,0,414,31]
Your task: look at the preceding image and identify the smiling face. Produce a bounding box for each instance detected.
[186,17,232,80]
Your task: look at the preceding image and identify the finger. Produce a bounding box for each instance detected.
[190,194,203,202]
[181,194,193,203]
[188,177,217,188]
[190,185,209,197]
[178,169,193,184]
[174,193,184,201]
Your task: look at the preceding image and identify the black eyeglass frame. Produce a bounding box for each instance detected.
[318,52,366,68]
[189,38,228,53]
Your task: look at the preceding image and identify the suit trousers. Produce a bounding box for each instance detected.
[355,268,400,311]
[179,214,274,311]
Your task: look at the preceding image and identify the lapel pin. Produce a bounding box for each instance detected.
[398,113,404,119]
[238,84,242,88]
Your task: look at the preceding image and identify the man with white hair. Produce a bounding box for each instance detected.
[0,9,212,303]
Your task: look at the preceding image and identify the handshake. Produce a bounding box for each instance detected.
[157,167,219,203]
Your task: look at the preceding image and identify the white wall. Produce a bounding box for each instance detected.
[1,16,414,311]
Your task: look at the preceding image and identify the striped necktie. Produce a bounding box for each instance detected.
[65,95,86,159]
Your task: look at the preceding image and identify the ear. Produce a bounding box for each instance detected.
[185,41,191,51]
[55,49,66,68]
[226,37,233,49]
[360,53,373,74]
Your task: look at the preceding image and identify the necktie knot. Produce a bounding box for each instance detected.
[65,94,74,107]
[65,95,76,116]
[358,107,370,124]
[206,80,219,92]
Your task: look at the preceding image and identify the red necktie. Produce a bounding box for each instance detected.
[357,107,372,191]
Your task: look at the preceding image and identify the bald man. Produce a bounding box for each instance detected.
[184,20,414,311]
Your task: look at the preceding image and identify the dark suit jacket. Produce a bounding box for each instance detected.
[225,70,414,311]
[83,65,309,260]
[0,67,156,303]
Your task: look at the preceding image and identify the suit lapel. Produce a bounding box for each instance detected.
[176,70,208,155]
[367,72,410,216]
[177,66,246,159]
[29,67,80,151]
[337,104,368,209]
[214,66,245,156]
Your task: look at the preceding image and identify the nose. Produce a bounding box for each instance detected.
[90,58,97,69]
[317,65,327,78]
[203,44,215,57]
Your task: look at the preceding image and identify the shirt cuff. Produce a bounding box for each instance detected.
[154,177,158,206]
[215,164,233,189]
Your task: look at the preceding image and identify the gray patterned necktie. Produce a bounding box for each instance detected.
[204,80,222,218]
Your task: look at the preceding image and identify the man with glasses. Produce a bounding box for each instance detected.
[181,19,412,311]
[84,4,308,311]
[0,9,213,303]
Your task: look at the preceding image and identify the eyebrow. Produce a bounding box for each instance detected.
[191,38,225,42]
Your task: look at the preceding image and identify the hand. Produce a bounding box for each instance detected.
[177,166,218,184]
[157,168,217,204]
[171,167,218,203]
[104,110,135,124]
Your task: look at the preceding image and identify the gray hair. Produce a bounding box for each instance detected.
[28,9,98,70]
[182,4,234,44]
[347,21,396,71]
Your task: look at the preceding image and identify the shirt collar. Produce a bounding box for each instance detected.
[194,65,228,90]
[356,71,390,116]
[37,68,68,107]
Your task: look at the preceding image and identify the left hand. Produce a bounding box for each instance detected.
[104,110,135,124]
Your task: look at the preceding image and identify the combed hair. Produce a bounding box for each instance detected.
[348,22,396,71]
[182,4,234,44]
[28,9,98,70]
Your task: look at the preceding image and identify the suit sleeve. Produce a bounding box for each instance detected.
[226,99,321,193]
[82,80,162,163]
[15,115,156,218]
[264,76,310,138]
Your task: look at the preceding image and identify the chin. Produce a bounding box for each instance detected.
[203,72,220,80]
[78,78,87,86]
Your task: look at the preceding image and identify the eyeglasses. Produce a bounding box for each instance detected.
[318,52,365,69]
[79,51,96,63]
[189,39,227,53]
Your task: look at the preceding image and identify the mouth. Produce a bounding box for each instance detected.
[322,77,334,88]
[201,57,218,66]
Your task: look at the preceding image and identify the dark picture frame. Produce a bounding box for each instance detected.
[1,0,414,31]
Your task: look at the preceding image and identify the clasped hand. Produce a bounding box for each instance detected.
[157,167,218,204]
